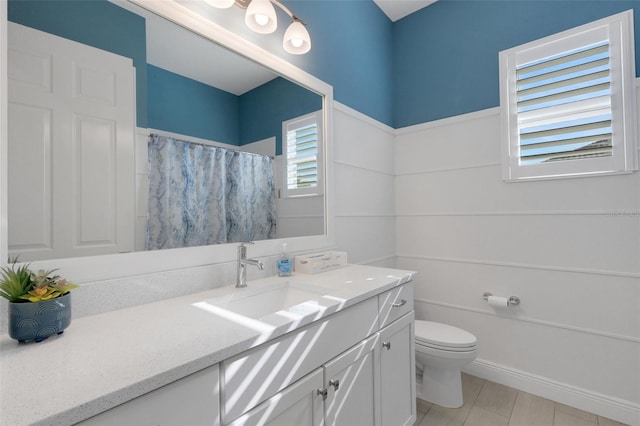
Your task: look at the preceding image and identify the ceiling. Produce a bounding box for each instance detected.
[373,0,438,22]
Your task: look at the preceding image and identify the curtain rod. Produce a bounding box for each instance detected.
[149,132,274,159]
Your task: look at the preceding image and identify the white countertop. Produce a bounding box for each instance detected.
[0,265,414,426]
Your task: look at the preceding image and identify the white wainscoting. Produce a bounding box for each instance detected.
[395,88,640,425]
[333,102,397,267]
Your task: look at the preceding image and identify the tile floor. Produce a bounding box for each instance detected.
[414,374,629,426]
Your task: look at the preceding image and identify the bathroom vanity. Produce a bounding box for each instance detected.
[0,265,416,425]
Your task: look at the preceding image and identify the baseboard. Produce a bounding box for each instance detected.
[464,359,640,426]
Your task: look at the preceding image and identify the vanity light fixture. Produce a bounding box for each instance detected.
[206,0,311,54]
[204,0,236,8]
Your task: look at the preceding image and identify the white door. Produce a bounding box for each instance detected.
[324,334,380,426]
[379,312,416,426]
[226,368,324,426]
[8,22,135,260]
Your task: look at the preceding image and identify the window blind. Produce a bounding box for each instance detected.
[516,41,612,165]
[286,121,318,190]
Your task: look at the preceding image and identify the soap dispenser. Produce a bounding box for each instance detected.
[277,243,292,277]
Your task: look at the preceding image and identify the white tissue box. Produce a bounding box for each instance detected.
[294,251,347,274]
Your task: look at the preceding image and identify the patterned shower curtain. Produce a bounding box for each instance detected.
[146,135,276,250]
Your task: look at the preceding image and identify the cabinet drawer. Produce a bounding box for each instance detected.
[378,282,413,329]
[221,297,378,423]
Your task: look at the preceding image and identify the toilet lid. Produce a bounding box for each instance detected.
[415,320,477,349]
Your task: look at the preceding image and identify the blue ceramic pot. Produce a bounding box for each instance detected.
[8,293,72,343]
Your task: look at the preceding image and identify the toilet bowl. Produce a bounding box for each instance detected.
[415,320,477,408]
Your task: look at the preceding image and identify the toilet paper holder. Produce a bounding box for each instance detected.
[482,292,520,306]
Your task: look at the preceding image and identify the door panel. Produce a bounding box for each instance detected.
[379,312,416,426]
[8,22,135,260]
[226,368,324,426]
[7,103,52,252]
[324,334,380,426]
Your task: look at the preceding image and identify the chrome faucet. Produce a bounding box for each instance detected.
[236,242,264,288]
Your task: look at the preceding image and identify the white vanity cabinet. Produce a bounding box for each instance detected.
[220,297,380,423]
[77,364,221,426]
[226,332,381,426]
[222,281,416,426]
[76,281,415,426]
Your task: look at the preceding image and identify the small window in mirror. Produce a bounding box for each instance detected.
[282,110,323,198]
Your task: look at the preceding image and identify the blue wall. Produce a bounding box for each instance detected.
[147,69,319,153]
[239,77,322,156]
[8,0,148,127]
[201,0,395,127]
[147,65,240,145]
[290,0,394,128]
[9,0,639,131]
[393,0,640,127]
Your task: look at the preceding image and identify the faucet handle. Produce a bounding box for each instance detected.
[239,241,255,247]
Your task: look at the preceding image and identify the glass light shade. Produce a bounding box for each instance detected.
[283,21,311,54]
[204,0,235,8]
[245,0,277,34]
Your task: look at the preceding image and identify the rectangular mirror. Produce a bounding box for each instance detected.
[6,0,328,263]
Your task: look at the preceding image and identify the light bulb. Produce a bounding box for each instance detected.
[254,13,269,26]
[283,20,311,54]
[245,0,277,34]
[204,0,235,8]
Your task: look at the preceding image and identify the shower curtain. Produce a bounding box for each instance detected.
[146,134,276,250]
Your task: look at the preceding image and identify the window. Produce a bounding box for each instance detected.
[282,111,323,197]
[499,10,637,181]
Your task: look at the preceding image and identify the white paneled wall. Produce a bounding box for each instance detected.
[395,98,640,424]
[333,103,396,267]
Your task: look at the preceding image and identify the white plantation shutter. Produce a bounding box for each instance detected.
[500,10,636,180]
[517,42,612,164]
[287,120,318,189]
[283,111,323,197]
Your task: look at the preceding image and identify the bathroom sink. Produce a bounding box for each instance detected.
[202,282,331,321]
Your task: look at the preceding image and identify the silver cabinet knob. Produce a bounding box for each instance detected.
[382,341,391,350]
[329,379,340,391]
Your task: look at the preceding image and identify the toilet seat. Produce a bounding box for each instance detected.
[415,320,477,351]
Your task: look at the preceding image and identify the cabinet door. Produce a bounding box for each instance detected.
[379,312,416,426]
[226,368,324,426]
[324,334,380,426]
[222,297,378,422]
[78,364,220,426]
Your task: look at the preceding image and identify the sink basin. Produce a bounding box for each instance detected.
[202,282,330,321]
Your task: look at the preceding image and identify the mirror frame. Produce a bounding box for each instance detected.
[0,0,335,282]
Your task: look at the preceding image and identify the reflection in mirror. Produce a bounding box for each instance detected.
[6,0,325,262]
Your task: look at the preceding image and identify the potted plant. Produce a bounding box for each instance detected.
[0,260,78,343]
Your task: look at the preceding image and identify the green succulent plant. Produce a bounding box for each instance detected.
[0,259,77,303]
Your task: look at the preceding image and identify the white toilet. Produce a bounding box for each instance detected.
[414,320,477,408]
